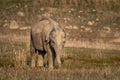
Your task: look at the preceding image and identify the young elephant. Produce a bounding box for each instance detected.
[30,17,66,69]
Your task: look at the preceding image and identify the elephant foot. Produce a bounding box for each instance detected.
[37,62,44,68]
[37,61,44,69]
[37,63,43,68]
[48,66,54,70]
[37,54,44,68]
[37,66,45,70]
[55,60,61,69]
[31,60,35,68]
[55,64,61,69]
[31,65,35,68]
[37,63,44,68]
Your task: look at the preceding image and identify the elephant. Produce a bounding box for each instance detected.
[30,17,66,69]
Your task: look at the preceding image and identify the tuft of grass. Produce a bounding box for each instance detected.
[0,41,28,67]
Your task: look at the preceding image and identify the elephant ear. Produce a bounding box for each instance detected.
[45,28,55,44]
[49,28,55,40]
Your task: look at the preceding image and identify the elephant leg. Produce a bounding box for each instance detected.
[52,49,56,67]
[31,53,37,68]
[46,45,54,69]
[37,54,43,68]
[30,45,37,68]
[37,51,45,68]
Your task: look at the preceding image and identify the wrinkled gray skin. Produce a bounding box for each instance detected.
[30,17,66,69]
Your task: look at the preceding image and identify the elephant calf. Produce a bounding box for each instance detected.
[30,17,66,69]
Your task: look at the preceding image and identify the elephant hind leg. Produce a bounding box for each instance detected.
[31,53,37,68]
[37,51,46,68]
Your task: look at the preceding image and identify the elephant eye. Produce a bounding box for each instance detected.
[51,40,55,44]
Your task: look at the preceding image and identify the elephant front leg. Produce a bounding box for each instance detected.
[46,45,54,69]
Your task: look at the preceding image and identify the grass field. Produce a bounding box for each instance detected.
[0,40,120,80]
[0,1,120,79]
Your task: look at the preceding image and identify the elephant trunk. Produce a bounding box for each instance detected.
[54,46,62,67]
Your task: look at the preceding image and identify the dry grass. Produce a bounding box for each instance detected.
[13,50,27,68]
[0,1,120,79]
[0,35,120,79]
[0,67,120,80]
[0,35,29,67]
[65,39,120,50]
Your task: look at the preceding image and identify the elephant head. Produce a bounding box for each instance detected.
[49,26,66,67]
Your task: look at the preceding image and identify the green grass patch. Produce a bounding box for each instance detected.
[0,57,14,67]
[62,47,120,69]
